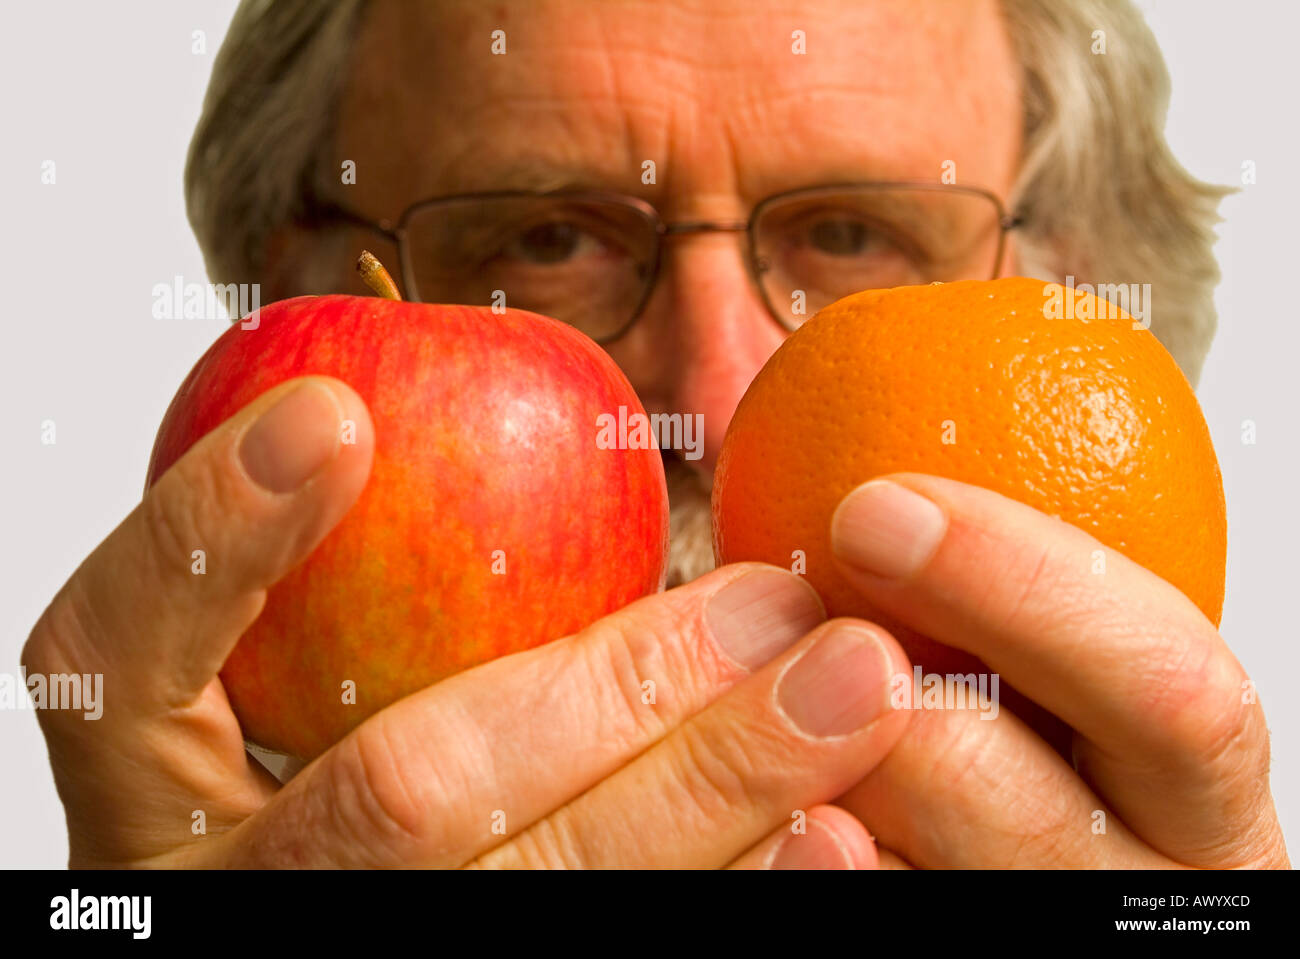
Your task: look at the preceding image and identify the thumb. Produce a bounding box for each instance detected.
[23,376,374,725]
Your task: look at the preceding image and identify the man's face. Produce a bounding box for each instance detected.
[325,0,1022,584]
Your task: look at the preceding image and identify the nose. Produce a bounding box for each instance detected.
[624,232,788,478]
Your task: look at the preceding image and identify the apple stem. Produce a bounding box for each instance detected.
[357,250,403,301]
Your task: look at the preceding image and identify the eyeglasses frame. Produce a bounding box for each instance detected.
[308,180,1024,344]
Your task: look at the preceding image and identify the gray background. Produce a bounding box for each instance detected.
[1,0,1295,867]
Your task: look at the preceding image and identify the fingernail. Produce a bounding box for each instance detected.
[706,568,826,671]
[770,820,855,870]
[777,622,892,737]
[831,480,947,578]
[239,382,344,493]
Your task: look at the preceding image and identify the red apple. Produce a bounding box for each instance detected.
[146,277,669,761]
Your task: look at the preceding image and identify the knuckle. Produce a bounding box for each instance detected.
[575,613,687,749]
[476,813,590,868]
[1190,685,1268,785]
[23,574,106,681]
[142,465,217,580]
[1134,631,1258,769]
[22,607,66,680]
[326,721,431,858]
[923,711,1081,864]
[1128,630,1208,722]
[670,717,776,821]
[1176,715,1281,868]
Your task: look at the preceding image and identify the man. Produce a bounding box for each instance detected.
[24,0,1287,867]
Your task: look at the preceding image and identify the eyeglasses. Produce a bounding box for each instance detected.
[314,182,1022,343]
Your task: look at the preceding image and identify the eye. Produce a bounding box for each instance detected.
[808,217,872,256]
[501,221,605,264]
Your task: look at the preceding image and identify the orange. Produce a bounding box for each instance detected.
[712,277,1227,639]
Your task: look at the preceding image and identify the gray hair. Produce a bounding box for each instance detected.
[1001,0,1230,385]
[186,0,1227,384]
[185,0,365,295]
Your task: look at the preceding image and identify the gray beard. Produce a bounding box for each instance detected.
[663,453,717,589]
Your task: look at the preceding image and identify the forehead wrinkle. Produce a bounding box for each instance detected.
[591,5,650,195]
[344,0,1019,215]
[422,96,664,195]
[411,81,964,205]
[720,90,942,197]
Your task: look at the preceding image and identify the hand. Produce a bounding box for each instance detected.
[22,376,914,868]
[825,475,1289,868]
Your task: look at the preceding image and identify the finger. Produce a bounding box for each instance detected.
[473,618,912,867]
[730,804,878,869]
[207,563,827,867]
[829,474,1281,866]
[22,376,374,723]
[837,703,1162,867]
